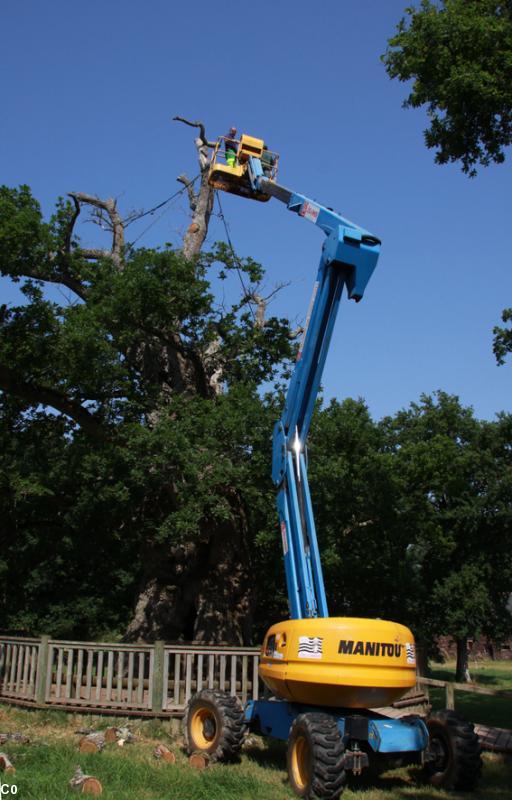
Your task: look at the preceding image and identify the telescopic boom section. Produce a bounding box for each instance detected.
[247,157,381,620]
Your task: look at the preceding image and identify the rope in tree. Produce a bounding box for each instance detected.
[215,193,257,324]
[124,174,201,228]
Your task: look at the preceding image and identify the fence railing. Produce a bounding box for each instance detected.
[162,645,260,712]
[0,637,40,703]
[4,636,508,719]
[418,675,512,711]
[0,636,261,716]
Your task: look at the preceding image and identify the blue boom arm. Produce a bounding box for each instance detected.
[247,157,381,619]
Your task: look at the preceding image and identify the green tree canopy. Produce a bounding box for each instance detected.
[383,2,512,366]
[307,392,512,680]
[493,308,512,365]
[382,391,512,679]
[383,1,512,177]
[0,184,294,641]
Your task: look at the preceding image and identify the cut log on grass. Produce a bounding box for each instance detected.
[189,752,209,770]
[0,733,29,745]
[70,766,103,795]
[115,726,137,744]
[80,778,103,796]
[78,733,105,753]
[153,744,176,763]
[0,753,15,773]
[103,727,118,743]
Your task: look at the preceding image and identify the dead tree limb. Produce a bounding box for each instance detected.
[172,116,215,148]
[177,173,198,212]
[247,283,304,336]
[68,193,125,269]
[64,194,81,254]
[173,116,215,259]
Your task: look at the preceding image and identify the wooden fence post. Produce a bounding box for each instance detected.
[35,635,50,705]
[151,641,165,713]
[446,682,455,710]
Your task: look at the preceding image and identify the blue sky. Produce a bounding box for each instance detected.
[2,0,511,421]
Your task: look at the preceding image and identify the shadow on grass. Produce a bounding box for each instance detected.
[244,739,287,771]
[429,687,512,729]
[350,758,512,800]
[245,746,441,797]
[347,769,419,793]
[246,744,512,800]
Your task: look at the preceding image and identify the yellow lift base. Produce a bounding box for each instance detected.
[259,617,417,709]
[208,134,278,202]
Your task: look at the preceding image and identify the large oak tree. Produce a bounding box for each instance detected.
[0,121,294,643]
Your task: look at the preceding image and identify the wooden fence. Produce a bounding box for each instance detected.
[2,636,509,719]
[0,636,260,717]
[418,676,512,711]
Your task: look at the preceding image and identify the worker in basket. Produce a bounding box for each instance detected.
[224,126,238,167]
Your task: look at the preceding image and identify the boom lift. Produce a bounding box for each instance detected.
[185,135,482,799]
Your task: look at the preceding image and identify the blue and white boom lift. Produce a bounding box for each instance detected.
[184,134,482,799]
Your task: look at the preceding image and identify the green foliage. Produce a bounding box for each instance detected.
[383,1,512,176]
[383,392,512,647]
[308,392,512,652]
[308,397,407,621]
[493,307,512,364]
[0,185,293,637]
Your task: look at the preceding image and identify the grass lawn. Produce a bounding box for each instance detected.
[428,659,512,729]
[0,704,511,800]
[430,659,512,690]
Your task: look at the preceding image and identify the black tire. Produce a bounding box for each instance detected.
[424,709,482,790]
[287,713,346,799]
[183,689,246,762]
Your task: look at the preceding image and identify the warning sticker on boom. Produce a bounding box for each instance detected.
[299,201,320,223]
[280,521,288,556]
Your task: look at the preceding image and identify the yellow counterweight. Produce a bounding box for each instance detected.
[259,617,417,709]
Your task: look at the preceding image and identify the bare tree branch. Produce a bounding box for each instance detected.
[249,292,266,329]
[247,282,295,330]
[53,273,88,301]
[289,325,304,340]
[64,194,81,254]
[177,173,197,211]
[0,363,106,440]
[79,248,111,261]
[172,116,216,260]
[172,117,215,148]
[16,195,89,302]
[69,193,125,269]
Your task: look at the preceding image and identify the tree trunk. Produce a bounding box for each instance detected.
[415,640,430,678]
[124,488,253,644]
[455,636,472,683]
[124,119,254,644]
[181,164,215,261]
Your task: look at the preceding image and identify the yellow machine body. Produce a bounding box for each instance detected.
[208,133,278,202]
[259,617,417,709]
